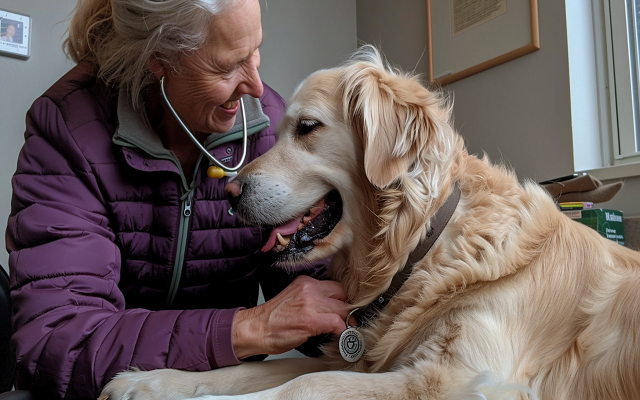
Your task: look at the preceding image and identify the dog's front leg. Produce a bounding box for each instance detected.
[184,370,415,400]
[99,357,328,400]
[183,364,535,400]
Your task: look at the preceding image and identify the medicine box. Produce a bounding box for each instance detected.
[563,209,625,246]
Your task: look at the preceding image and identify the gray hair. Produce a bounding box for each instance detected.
[64,0,241,109]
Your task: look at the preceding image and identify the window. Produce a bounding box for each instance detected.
[565,0,640,180]
[603,0,640,164]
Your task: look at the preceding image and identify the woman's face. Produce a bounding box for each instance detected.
[154,0,263,135]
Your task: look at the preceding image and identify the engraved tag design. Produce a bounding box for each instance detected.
[339,327,364,362]
[339,309,364,362]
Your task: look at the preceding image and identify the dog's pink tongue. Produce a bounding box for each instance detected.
[261,218,300,252]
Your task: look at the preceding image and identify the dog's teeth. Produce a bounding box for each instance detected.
[277,233,291,246]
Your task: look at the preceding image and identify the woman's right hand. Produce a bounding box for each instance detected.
[231,275,351,359]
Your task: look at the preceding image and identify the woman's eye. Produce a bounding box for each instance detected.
[223,66,238,77]
[297,119,323,136]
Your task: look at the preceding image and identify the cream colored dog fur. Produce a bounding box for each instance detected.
[101,45,640,400]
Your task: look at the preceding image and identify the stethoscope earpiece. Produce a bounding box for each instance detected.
[159,76,248,178]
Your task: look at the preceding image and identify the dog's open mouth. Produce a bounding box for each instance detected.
[261,190,343,258]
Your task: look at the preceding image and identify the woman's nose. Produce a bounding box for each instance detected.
[239,52,263,98]
[243,71,264,98]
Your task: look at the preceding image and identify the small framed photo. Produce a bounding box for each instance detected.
[0,8,31,59]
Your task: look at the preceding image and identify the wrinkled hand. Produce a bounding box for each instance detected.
[232,275,351,359]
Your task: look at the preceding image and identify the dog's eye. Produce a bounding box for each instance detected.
[296,119,323,136]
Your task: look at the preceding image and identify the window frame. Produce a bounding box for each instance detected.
[601,0,640,164]
[568,0,640,181]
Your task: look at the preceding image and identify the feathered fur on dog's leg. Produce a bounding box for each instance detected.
[185,364,536,400]
[99,358,329,400]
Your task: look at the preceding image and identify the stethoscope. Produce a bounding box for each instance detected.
[160,76,247,178]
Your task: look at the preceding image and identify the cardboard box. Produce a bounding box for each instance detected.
[563,209,625,245]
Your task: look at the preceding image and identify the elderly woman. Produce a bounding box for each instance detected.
[5,0,350,398]
[0,23,16,42]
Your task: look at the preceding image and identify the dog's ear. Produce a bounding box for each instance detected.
[341,49,449,189]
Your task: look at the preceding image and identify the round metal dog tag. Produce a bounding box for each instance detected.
[339,309,364,363]
[339,327,364,362]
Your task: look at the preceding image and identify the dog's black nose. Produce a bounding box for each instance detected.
[224,181,243,211]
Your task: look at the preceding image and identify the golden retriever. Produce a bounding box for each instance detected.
[101,45,640,400]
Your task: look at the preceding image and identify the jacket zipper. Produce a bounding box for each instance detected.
[160,138,255,308]
[163,150,209,308]
[116,129,256,308]
[165,189,194,308]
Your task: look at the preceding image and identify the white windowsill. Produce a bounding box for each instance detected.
[580,161,640,181]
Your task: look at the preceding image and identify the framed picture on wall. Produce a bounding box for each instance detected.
[0,8,31,59]
[427,0,539,85]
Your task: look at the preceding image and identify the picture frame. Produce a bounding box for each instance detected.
[0,8,31,59]
[427,0,539,85]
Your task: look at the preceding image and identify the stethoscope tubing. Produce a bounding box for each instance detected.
[160,76,248,173]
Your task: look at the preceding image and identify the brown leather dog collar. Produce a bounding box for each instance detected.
[355,183,461,326]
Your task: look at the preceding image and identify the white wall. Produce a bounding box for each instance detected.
[0,0,357,273]
[0,0,77,273]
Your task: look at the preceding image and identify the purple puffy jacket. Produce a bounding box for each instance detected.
[5,62,319,399]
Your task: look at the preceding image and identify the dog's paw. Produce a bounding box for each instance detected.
[99,368,192,400]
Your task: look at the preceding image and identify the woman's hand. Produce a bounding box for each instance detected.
[232,275,350,359]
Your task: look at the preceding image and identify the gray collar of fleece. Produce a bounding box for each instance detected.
[113,92,270,159]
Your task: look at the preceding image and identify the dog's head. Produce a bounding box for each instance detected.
[225,45,462,272]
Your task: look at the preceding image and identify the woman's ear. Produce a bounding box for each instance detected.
[148,55,166,80]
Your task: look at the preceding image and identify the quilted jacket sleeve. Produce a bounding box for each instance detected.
[6,96,241,400]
